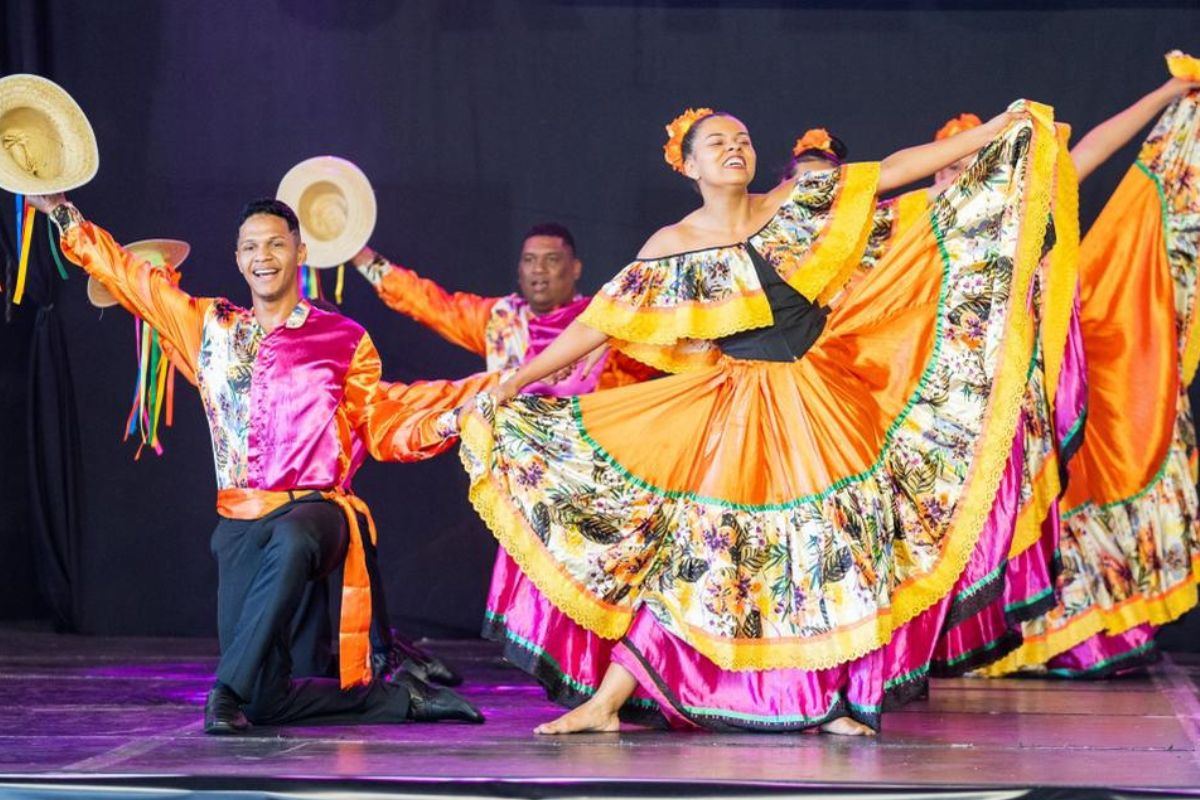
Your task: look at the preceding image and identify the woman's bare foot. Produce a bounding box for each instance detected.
[533,698,620,735]
[820,716,877,737]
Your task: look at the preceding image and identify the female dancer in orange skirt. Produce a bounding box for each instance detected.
[461,102,1072,734]
[777,120,1077,679]
[984,64,1200,677]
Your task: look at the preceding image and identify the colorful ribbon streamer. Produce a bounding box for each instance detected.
[45,219,70,280]
[298,264,324,301]
[12,197,35,304]
[122,316,176,459]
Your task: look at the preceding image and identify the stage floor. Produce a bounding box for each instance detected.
[1,625,1199,796]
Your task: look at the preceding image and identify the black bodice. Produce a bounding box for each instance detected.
[715,244,829,362]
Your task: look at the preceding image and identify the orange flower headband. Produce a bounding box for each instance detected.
[1166,50,1200,81]
[792,128,834,158]
[935,113,982,141]
[663,107,714,174]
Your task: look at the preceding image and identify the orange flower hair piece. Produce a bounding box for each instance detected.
[663,107,714,174]
[1166,50,1200,81]
[793,128,834,158]
[935,113,983,141]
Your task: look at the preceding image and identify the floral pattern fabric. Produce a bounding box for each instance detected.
[578,163,881,358]
[461,114,1062,671]
[196,300,275,488]
[984,90,1200,676]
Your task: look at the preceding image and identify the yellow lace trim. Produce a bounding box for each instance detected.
[459,410,634,641]
[887,105,1059,632]
[978,607,1105,677]
[982,554,1200,676]
[784,162,880,302]
[656,602,896,672]
[1042,124,1081,407]
[815,211,876,306]
[1009,451,1061,559]
[611,339,720,374]
[578,290,772,347]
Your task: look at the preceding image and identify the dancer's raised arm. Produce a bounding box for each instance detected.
[28,193,208,378]
[1071,77,1199,182]
[877,109,1021,193]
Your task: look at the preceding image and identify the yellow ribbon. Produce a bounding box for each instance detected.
[12,202,35,305]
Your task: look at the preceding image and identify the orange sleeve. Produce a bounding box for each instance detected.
[344,334,500,462]
[61,219,209,378]
[358,257,497,356]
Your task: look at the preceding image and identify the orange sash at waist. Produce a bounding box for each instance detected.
[217,487,377,689]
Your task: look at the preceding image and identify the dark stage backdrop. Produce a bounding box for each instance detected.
[2,1,1200,644]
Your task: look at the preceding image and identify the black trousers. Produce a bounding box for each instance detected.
[289,578,333,678]
[289,510,401,679]
[210,496,410,726]
[287,512,391,680]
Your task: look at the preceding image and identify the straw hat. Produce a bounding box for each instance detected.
[0,74,98,195]
[276,156,376,268]
[87,239,190,308]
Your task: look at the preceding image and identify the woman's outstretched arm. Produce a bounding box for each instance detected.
[489,319,610,403]
[1071,78,1199,183]
[877,110,1019,193]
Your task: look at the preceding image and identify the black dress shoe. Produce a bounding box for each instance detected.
[403,647,464,687]
[204,685,250,735]
[393,672,484,724]
[373,631,464,687]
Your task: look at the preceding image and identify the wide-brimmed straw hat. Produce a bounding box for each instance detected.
[87,239,190,308]
[276,156,376,268]
[0,73,98,195]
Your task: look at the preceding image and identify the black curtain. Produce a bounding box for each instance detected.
[2,0,84,630]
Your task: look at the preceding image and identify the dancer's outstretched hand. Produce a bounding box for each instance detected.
[1162,76,1200,99]
[461,377,520,421]
[490,378,521,405]
[983,107,1028,137]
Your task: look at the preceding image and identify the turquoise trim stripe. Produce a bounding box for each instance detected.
[1005,585,1053,613]
[1063,455,1172,519]
[942,631,1014,669]
[884,663,929,691]
[1045,640,1156,678]
[951,562,1006,605]
[483,611,657,708]
[683,695,839,725]
[1134,160,1171,262]
[571,205,953,512]
[682,695,881,724]
[1058,409,1086,450]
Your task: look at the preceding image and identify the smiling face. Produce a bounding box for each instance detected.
[684,114,755,188]
[235,213,306,306]
[517,234,580,315]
